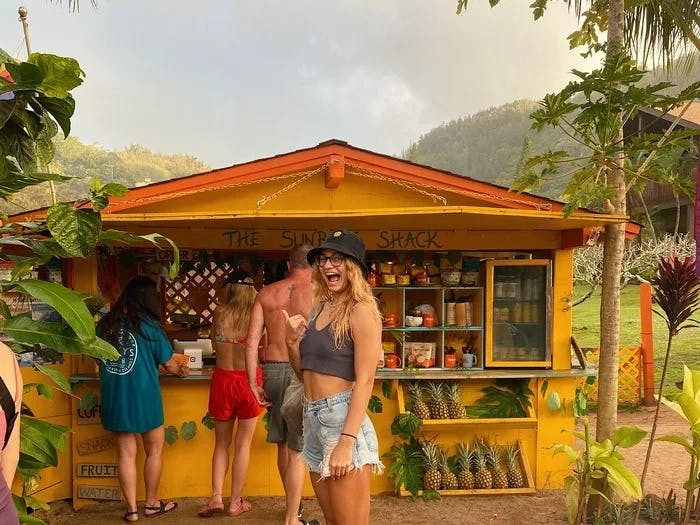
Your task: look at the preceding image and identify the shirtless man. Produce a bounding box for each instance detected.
[245,245,313,525]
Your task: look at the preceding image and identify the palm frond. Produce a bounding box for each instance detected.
[626,0,700,71]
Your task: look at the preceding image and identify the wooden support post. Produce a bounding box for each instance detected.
[325,154,344,188]
[640,282,655,405]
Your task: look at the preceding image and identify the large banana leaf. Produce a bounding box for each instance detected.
[593,455,644,502]
[0,316,117,360]
[19,416,70,469]
[100,230,180,278]
[32,363,71,396]
[11,280,95,342]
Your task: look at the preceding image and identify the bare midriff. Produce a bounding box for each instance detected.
[303,370,354,401]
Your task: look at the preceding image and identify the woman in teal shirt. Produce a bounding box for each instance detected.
[98,276,188,522]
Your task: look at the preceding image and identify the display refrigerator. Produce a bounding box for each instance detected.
[484,259,552,367]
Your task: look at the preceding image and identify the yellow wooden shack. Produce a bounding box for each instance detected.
[16,139,639,508]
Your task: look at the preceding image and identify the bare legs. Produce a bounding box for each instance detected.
[203,417,258,514]
[115,433,138,522]
[230,417,257,504]
[141,426,165,509]
[278,444,306,525]
[115,426,172,522]
[310,466,371,525]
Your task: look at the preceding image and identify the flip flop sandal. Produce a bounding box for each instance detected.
[197,503,224,518]
[144,501,178,518]
[227,497,252,517]
[298,502,304,519]
[122,510,139,522]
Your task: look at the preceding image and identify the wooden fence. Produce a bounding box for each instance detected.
[582,346,643,406]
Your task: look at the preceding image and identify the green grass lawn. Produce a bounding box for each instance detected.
[572,284,700,395]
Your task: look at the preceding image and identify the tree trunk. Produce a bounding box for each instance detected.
[674,193,681,238]
[636,187,656,240]
[595,0,626,442]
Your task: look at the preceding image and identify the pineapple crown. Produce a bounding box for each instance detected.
[486,442,503,468]
[439,449,453,473]
[456,442,473,471]
[427,381,444,401]
[504,443,520,467]
[420,441,441,470]
[408,381,424,399]
[446,381,461,401]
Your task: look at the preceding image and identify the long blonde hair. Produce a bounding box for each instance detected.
[311,257,381,350]
[214,281,257,335]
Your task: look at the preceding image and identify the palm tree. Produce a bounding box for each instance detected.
[457,0,700,442]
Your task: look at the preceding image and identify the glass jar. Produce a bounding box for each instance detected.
[494,281,505,298]
[512,303,522,323]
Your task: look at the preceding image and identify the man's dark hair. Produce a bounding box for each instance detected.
[289,244,312,270]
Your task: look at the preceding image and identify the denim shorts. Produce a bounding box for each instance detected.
[301,389,384,479]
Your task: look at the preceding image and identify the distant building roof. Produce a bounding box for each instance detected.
[639,100,700,130]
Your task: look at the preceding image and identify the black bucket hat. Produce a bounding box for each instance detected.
[307,230,369,275]
[226,268,255,286]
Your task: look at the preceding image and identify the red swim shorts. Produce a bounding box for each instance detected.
[208,367,264,421]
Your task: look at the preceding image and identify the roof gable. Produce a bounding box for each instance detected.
[101,139,563,215]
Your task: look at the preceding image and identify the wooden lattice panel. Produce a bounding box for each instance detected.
[583,346,642,405]
[164,262,231,326]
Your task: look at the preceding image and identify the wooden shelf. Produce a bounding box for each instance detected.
[398,439,536,496]
[396,379,537,425]
[419,416,537,427]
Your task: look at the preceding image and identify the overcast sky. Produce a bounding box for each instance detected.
[1,1,593,168]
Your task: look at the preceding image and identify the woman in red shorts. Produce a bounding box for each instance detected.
[198,269,263,518]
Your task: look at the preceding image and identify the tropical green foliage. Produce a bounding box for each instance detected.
[515,54,700,215]
[385,412,424,498]
[553,419,646,524]
[0,137,210,214]
[466,378,534,418]
[1,50,179,523]
[659,365,700,524]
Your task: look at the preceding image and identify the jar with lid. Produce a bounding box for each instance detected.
[494,281,505,298]
[503,278,515,298]
[530,302,540,324]
[512,303,522,323]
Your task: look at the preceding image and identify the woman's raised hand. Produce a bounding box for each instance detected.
[282,309,307,344]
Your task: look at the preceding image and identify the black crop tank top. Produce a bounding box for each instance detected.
[300,307,355,382]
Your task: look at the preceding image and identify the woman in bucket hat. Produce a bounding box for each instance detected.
[283,230,383,525]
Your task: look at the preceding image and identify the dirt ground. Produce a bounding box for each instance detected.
[38,404,690,525]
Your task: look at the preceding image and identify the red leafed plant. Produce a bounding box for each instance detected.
[634,254,700,523]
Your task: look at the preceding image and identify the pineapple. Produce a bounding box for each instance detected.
[487,442,508,489]
[446,382,467,419]
[421,441,442,491]
[504,443,524,488]
[408,382,430,420]
[427,382,449,419]
[473,447,493,489]
[439,449,458,490]
[455,442,475,490]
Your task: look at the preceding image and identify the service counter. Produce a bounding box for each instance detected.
[68,366,399,509]
[67,362,593,508]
